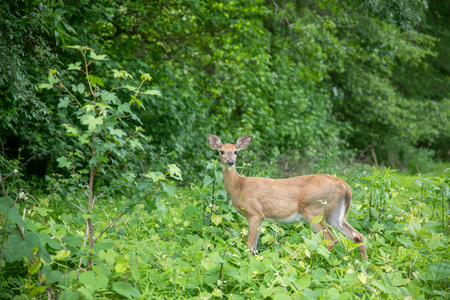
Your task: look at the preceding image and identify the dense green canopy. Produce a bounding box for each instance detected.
[1,0,450,179]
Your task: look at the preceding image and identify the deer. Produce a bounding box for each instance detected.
[208,134,367,261]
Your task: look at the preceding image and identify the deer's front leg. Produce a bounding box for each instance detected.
[247,216,262,255]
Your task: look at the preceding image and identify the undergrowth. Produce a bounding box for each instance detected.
[1,160,449,299]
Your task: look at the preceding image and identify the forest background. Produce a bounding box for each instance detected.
[1,0,450,299]
[2,0,450,180]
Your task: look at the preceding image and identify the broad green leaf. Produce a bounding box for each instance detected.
[203,175,214,187]
[260,286,273,298]
[357,273,367,285]
[122,85,137,92]
[211,214,222,226]
[89,51,108,61]
[55,250,70,260]
[77,83,85,93]
[79,287,94,300]
[388,272,409,287]
[56,157,72,169]
[67,62,82,70]
[29,262,41,275]
[58,97,71,108]
[46,271,62,284]
[312,215,323,224]
[396,235,414,248]
[161,183,176,196]
[428,237,441,249]
[183,206,200,215]
[81,115,104,132]
[261,234,273,244]
[8,232,41,260]
[98,249,117,266]
[141,89,161,96]
[112,282,141,299]
[129,139,143,149]
[79,271,108,291]
[167,164,183,180]
[294,275,311,291]
[35,207,52,217]
[144,171,166,182]
[300,288,317,300]
[88,75,104,86]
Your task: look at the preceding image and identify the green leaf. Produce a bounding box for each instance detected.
[39,79,55,90]
[140,89,161,96]
[79,271,109,291]
[89,51,108,61]
[29,262,41,275]
[428,237,441,250]
[144,171,166,183]
[88,75,104,87]
[312,215,323,224]
[183,206,200,215]
[98,249,117,266]
[46,271,62,284]
[211,214,222,226]
[388,272,409,287]
[161,183,176,196]
[55,250,71,260]
[274,294,290,300]
[112,282,141,299]
[8,232,41,260]
[396,235,414,248]
[260,286,273,298]
[79,287,94,300]
[58,97,71,108]
[261,234,273,245]
[56,157,72,169]
[167,164,183,180]
[35,207,53,217]
[67,62,82,70]
[81,115,104,132]
[203,175,214,187]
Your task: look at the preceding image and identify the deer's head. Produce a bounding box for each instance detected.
[208,134,251,167]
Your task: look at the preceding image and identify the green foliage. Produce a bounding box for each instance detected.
[3,0,450,182]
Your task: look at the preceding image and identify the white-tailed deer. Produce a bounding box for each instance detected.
[208,134,367,260]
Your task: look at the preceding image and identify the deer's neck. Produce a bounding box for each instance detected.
[222,165,244,203]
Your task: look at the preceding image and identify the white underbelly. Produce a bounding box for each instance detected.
[264,211,305,224]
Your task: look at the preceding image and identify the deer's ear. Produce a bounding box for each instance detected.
[236,135,251,150]
[208,134,222,149]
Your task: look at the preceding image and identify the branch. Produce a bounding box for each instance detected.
[0,236,10,246]
[77,225,89,284]
[11,189,23,208]
[15,224,25,241]
[0,173,8,197]
[70,202,86,213]
[92,192,105,208]
[93,212,126,243]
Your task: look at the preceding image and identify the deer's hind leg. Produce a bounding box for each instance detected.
[326,199,367,260]
[332,220,367,261]
[310,220,336,252]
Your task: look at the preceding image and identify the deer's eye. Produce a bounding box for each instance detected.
[234,151,238,155]
[220,150,225,155]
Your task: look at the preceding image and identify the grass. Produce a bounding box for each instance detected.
[1,161,449,299]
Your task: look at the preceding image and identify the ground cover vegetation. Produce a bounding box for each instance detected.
[1,0,450,299]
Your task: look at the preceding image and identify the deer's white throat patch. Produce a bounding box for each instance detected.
[264,211,305,224]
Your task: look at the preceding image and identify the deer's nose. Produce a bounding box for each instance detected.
[226,158,235,166]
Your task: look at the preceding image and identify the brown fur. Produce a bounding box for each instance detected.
[208,134,367,260]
